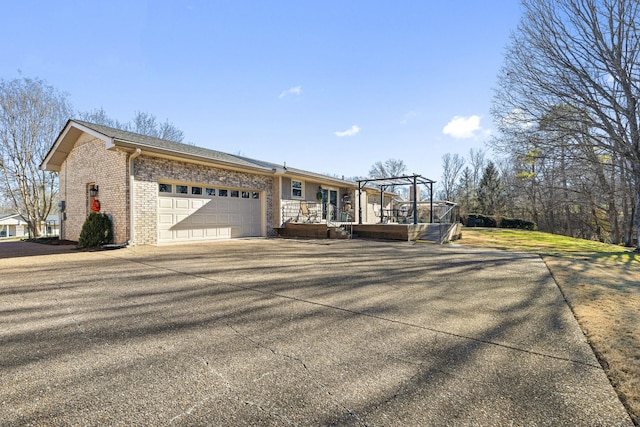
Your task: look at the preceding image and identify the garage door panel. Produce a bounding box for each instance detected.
[175,199,189,209]
[191,199,206,209]
[159,198,173,209]
[174,229,189,239]
[188,214,205,225]
[158,214,174,224]
[175,214,189,223]
[159,230,173,240]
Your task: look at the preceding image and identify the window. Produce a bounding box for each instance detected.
[159,183,172,193]
[176,185,188,194]
[191,186,202,195]
[219,189,228,197]
[292,180,303,199]
[241,191,250,198]
[230,190,239,198]
[206,188,216,196]
[252,192,260,199]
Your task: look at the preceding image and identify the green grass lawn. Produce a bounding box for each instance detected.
[460,227,638,265]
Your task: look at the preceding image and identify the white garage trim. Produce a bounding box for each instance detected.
[157,181,264,243]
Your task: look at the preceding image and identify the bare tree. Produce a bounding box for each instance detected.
[438,153,465,201]
[79,108,185,142]
[492,0,640,249]
[0,76,72,237]
[468,148,486,190]
[368,158,407,179]
[369,158,407,194]
[456,166,475,216]
[79,107,128,130]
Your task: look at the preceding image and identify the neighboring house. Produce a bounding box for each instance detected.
[41,120,387,245]
[42,214,60,237]
[0,214,28,238]
[0,214,58,238]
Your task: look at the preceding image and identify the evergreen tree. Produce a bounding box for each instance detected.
[477,162,505,216]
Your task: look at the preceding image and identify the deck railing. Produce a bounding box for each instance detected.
[281,200,323,224]
[281,200,354,225]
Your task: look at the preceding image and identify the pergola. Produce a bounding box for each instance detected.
[356,174,436,224]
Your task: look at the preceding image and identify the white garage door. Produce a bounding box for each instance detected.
[157,183,262,244]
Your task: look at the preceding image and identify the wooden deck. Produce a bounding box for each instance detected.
[276,223,443,241]
[351,224,432,241]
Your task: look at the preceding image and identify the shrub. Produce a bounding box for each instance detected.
[466,213,497,227]
[78,213,113,248]
[500,217,537,231]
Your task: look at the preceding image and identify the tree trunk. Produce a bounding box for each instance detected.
[634,169,640,251]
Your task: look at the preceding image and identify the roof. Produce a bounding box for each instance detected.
[40,120,359,187]
[0,213,24,224]
[0,213,57,223]
[41,120,274,173]
[236,156,358,187]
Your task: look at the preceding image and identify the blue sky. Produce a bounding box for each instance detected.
[1,1,522,184]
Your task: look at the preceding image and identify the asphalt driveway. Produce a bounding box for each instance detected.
[0,239,633,426]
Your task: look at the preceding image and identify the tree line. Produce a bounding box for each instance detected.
[440,0,640,250]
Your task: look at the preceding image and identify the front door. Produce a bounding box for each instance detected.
[321,189,338,220]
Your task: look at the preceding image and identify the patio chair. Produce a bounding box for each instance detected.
[300,201,318,223]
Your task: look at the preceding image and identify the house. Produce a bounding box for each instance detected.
[41,120,390,245]
[0,213,28,238]
[0,213,59,238]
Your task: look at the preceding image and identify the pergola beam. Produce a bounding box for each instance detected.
[356,174,436,224]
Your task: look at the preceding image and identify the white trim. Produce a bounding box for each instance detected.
[291,179,304,199]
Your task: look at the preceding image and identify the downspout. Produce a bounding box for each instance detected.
[429,181,434,223]
[129,149,142,245]
[380,186,385,223]
[358,181,363,224]
[274,165,286,230]
[413,176,418,225]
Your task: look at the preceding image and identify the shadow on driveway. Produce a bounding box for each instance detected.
[0,239,633,426]
[0,240,77,259]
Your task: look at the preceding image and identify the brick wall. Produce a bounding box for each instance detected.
[132,156,276,245]
[59,134,129,243]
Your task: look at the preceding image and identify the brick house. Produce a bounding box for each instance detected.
[41,120,383,245]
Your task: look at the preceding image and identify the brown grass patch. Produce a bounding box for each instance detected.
[458,228,640,425]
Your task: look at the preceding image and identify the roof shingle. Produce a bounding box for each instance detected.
[73,120,274,171]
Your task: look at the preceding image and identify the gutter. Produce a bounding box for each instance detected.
[129,148,142,245]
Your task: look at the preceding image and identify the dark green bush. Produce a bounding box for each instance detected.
[466,213,497,227]
[500,217,537,230]
[78,213,113,248]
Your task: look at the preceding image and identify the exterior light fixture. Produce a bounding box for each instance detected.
[89,185,99,197]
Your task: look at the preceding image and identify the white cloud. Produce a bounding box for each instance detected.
[500,108,535,130]
[279,85,302,99]
[334,125,360,137]
[400,111,417,125]
[442,115,483,139]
